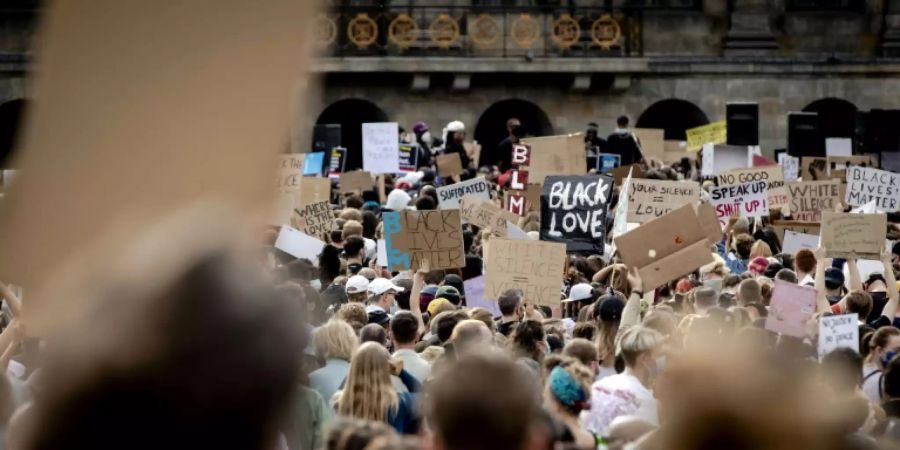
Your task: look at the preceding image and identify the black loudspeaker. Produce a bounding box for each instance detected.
[868,109,900,153]
[726,102,759,146]
[787,112,823,158]
[312,124,341,153]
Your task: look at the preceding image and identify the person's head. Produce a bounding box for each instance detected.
[863,326,900,369]
[511,320,546,362]
[343,236,366,261]
[414,195,436,211]
[865,273,888,293]
[595,294,624,362]
[736,279,761,306]
[451,320,493,355]
[323,418,399,450]
[749,240,772,259]
[747,257,769,276]
[389,311,420,347]
[775,268,798,284]
[884,353,900,400]
[315,319,360,362]
[425,351,540,450]
[423,269,446,286]
[341,220,363,241]
[435,285,461,306]
[359,323,389,347]
[693,287,717,314]
[335,303,368,333]
[793,248,816,275]
[437,311,470,344]
[507,118,521,136]
[616,116,629,128]
[337,342,397,423]
[345,275,370,303]
[367,278,404,312]
[843,291,873,321]
[468,308,496,333]
[339,208,363,223]
[542,357,592,417]
[563,338,599,376]
[571,322,597,341]
[498,289,524,319]
[732,234,754,260]
[617,325,665,382]
[821,347,863,394]
[700,260,728,281]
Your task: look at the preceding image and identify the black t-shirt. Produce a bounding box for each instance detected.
[870,315,892,329]
[606,132,644,166]
[490,136,515,172]
[869,292,889,324]
[464,255,483,280]
[496,319,519,337]
[347,263,363,275]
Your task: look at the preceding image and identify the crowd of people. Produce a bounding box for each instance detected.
[2,114,900,450]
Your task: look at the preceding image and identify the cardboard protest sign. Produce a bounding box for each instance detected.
[820,212,887,259]
[787,180,840,222]
[464,142,482,167]
[398,144,419,173]
[277,154,306,190]
[779,153,799,182]
[522,134,585,182]
[607,164,643,187]
[540,175,613,254]
[303,152,326,176]
[694,202,723,244]
[460,195,517,237]
[436,153,463,178]
[818,314,859,360]
[845,166,900,212]
[436,177,491,210]
[274,225,326,262]
[327,147,346,179]
[613,204,714,290]
[801,157,831,181]
[339,171,375,194]
[718,166,789,210]
[293,200,332,239]
[627,179,699,224]
[685,120,727,152]
[826,138,853,157]
[362,122,400,174]
[633,128,664,159]
[295,177,331,208]
[709,180,769,227]
[484,238,566,307]
[382,210,465,271]
[782,230,819,255]
[772,221,821,245]
[766,280,816,338]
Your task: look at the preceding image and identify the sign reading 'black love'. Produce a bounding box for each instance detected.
[540,175,613,254]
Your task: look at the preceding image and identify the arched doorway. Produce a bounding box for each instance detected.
[315,99,389,171]
[636,99,710,141]
[0,99,26,168]
[474,99,554,168]
[803,98,857,140]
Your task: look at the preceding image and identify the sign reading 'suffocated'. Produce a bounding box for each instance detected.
[540,175,612,254]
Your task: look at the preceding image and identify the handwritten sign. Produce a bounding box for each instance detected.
[296,177,331,209]
[685,120,727,152]
[540,175,613,254]
[277,154,305,190]
[787,180,840,222]
[437,177,491,210]
[766,280,816,338]
[362,122,400,174]
[484,238,566,307]
[382,210,465,271]
[772,221,821,245]
[709,180,769,227]
[845,166,900,212]
[779,153,799,182]
[460,195,518,237]
[820,212,887,259]
[293,200,332,239]
[627,179,699,224]
[818,314,859,360]
[718,165,789,209]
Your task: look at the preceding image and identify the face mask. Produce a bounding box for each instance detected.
[883,350,898,368]
[310,279,321,291]
[421,131,432,145]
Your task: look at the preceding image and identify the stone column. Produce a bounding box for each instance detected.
[722,0,779,56]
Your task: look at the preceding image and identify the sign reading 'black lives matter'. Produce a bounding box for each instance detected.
[540,175,613,254]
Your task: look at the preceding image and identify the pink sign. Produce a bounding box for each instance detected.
[765,280,817,338]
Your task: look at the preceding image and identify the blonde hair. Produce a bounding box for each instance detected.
[617,325,664,367]
[749,240,772,259]
[341,220,363,241]
[336,342,398,422]
[451,320,491,354]
[339,208,362,222]
[700,258,728,279]
[335,303,368,332]
[314,319,359,361]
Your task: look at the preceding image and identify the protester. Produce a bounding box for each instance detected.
[496,289,525,337]
[310,320,360,405]
[605,116,643,166]
[542,356,595,449]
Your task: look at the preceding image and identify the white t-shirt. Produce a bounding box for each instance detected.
[581,373,658,436]
[393,348,432,383]
[863,363,883,404]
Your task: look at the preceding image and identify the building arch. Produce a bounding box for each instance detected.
[315,98,389,171]
[0,99,26,168]
[635,99,710,141]
[473,99,554,168]
[802,98,857,140]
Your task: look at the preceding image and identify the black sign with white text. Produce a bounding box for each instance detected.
[540,175,613,254]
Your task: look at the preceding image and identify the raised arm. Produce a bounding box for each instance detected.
[847,254,862,292]
[881,249,899,320]
[814,247,830,315]
[410,260,429,335]
[619,267,644,334]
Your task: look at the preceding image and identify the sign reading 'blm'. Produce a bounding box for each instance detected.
[540,175,613,254]
[845,166,900,212]
[709,180,769,228]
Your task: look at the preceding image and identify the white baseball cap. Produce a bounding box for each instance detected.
[345,275,370,295]
[562,283,594,303]
[368,278,405,296]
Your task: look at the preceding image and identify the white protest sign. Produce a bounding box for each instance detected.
[845,166,900,212]
[818,314,859,360]
[362,122,400,174]
[376,239,388,267]
[709,180,769,227]
[274,225,326,263]
[851,200,882,215]
[779,153,799,182]
[712,144,747,175]
[436,177,491,209]
[700,143,714,177]
[782,230,819,255]
[825,138,853,157]
[612,169,633,239]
